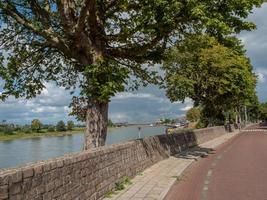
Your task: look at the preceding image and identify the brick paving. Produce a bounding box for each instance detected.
[104,130,239,200]
[165,124,267,200]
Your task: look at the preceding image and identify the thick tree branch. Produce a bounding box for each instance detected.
[56,0,76,32]
[30,0,51,27]
[88,0,98,38]
[4,2,56,41]
[75,0,91,34]
[2,2,73,59]
[107,35,164,60]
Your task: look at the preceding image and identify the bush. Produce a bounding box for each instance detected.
[31,119,42,132]
[47,126,55,132]
[186,107,201,122]
[67,120,74,131]
[3,125,15,135]
[22,125,32,134]
[108,119,114,127]
[56,121,66,132]
[14,125,22,132]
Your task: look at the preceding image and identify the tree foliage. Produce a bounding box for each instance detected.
[56,121,66,132]
[107,119,114,127]
[31,119,42,132]
[186,107,201,122]
[67,120,74,131]
[164,34,257,125]
[0,0,262,102]
[260,102,267,121]
[47,125,55,132]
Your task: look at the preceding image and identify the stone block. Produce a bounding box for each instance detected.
[50,162,58,170]
[34,165,43,176]
[36,185,45,195]
[56,160,64,168]
[0,185,8,199]
[10,171,22,183]
[22,168,34,178]
[46,181,55,192]
[32,177,42,188]
[9,194,22,200]
[22,177,32,191]
[43,163,51,172]
[0,175,9,186]
[9,183,21,195]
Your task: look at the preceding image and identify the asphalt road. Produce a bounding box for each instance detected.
[165,123,267,200]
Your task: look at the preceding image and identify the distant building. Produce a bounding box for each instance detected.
[155,120,162,125]
[114,122,128,127]
[0,120,7,127]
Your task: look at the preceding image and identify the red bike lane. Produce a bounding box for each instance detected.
[165,125,267,200]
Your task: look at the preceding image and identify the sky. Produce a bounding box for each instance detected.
[0,4,267,125]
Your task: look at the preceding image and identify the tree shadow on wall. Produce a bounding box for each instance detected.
[137,129,216,163]
[138,130,214,159]
[174,146,215,161]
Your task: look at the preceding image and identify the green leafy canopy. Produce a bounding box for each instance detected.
[163,34,257,122]
[0,0,263,111]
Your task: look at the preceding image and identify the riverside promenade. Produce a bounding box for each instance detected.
[105,127,241,200]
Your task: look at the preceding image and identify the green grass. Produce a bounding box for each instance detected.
[105,176,133,198]
[137,172,144,176]
[105,190,115,198]
[0,127,85,141]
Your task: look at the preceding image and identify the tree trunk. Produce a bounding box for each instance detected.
[235,107,238,124]
[84,101,109,150]
[244,105,248,123]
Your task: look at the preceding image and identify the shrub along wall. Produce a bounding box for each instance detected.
[0,125,235,200]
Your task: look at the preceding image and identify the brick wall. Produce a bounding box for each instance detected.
[0,126,233,200]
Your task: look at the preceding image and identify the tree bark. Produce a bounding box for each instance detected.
[238,107,242,124]
[84,101,109,150]
[244,105,248,123]
[235,107,238,124]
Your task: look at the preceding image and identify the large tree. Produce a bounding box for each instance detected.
[186,107,201,122]
[163,35,257,125]
[31,119,42,132]
[260,102,267,121]
[0,0,263,149]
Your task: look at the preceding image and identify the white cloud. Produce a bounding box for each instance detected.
[255,68,267,83]
[109,112,130,122]
[0,82,74,124]
[180,105,193,111]
[238,3,267,102]
[112,92,156,100]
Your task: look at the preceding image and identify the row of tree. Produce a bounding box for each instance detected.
[0,0,264,148]
[186,101,267,128]
[0,120,76,135]
[31,119,75,132]
[260,102,267,121]
[165,34,259,127]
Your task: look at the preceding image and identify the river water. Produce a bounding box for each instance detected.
[0,125,166,169]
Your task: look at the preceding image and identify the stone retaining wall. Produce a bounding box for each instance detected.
[0,125,234,200]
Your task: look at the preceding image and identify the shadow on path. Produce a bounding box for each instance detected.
[175,146,216,161]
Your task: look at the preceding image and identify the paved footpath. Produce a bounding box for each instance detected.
[165,123,267,200]
[104,129,240,200]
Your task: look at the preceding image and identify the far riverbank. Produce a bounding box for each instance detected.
[0,128,86,141]
[0,126,142,141]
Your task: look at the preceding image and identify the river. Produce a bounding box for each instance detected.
[0,125,166,169]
